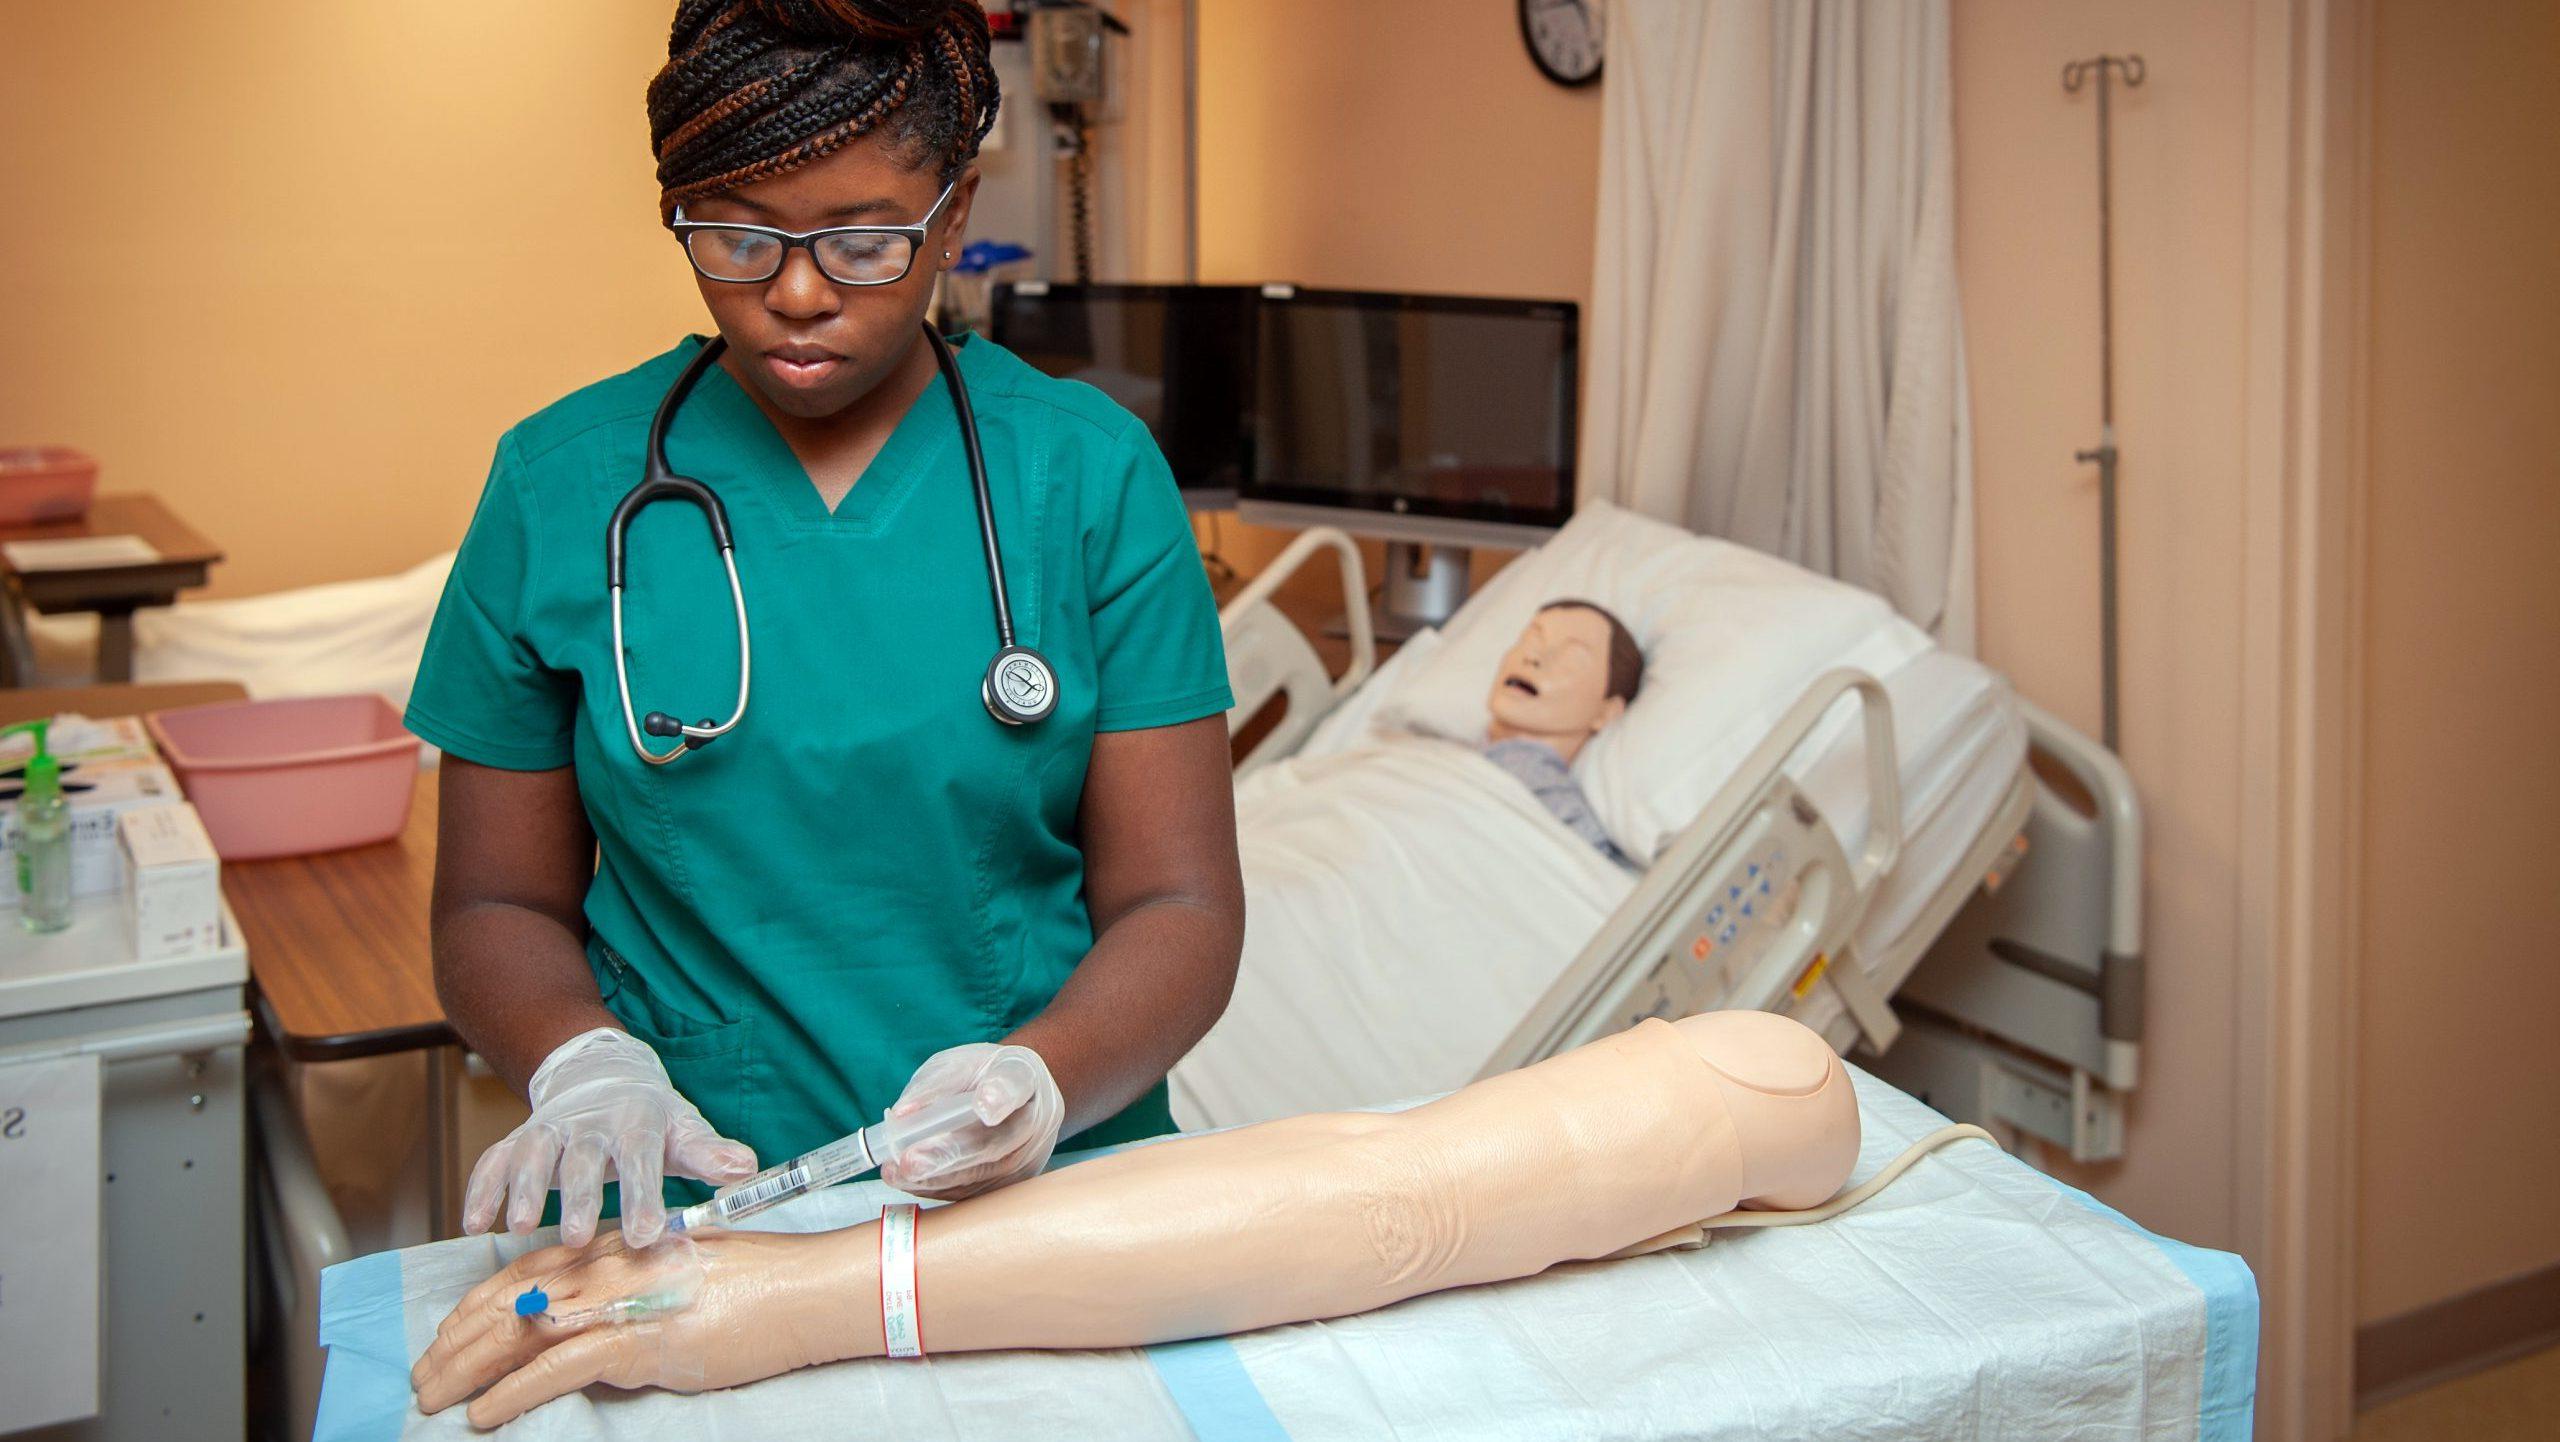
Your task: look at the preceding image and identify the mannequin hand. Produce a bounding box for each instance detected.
[879,1043,1064,1200]
[462,1028,757,1248]
[411,1229,849,1428]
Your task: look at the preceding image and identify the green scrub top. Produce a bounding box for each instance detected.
[405,333,1232,1200]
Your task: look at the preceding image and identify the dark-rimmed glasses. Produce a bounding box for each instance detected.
[670,180,957,287]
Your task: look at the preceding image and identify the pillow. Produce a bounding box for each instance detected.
[1370,502,1932,864]
[1295,625,1444,761]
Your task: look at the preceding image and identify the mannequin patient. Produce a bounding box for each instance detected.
[413,1011,1859,1427]
[1483,599,1645,865]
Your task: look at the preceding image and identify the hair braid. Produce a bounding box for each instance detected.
[648,0,998,220]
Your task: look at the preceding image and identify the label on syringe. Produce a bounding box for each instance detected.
[722,1161,812,1217]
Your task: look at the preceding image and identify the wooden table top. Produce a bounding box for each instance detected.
[0,492,224,611]
[0,680,249,726]
[225,765,452,1061]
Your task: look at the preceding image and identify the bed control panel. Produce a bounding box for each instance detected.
[1614,779,1862,1035]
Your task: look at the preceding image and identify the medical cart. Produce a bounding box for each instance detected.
[0,892,249,1442]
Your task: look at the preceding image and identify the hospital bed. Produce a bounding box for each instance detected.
[312,1066,2256,1441]
[1194,522,2144,1163]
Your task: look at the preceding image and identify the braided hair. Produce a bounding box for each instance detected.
[647,0,1000,220]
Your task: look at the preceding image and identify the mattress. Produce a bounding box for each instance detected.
[1171,646,2025,1131]
[313,1068,2256,1442]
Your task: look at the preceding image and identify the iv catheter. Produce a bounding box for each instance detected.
[665,1090,986,1235]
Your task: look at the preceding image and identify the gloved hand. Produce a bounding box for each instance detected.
[410,1228,849,1428]
[878,1042,1065,1200]
[462,1028,758,1248]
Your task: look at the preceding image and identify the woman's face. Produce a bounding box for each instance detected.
[678,135,976,421]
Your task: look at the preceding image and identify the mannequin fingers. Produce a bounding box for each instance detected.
[557,1136,610,1249]
[415,1238,598,1395]
[414,1309,559,1417]
[504,1129,565,1234]
[467,1327,650,1429]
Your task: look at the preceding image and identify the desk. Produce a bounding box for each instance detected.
[0,683,464,1232]
[0,492,225,684]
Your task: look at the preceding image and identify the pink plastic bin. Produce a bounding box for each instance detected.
[0,447,100,525]
[144,693,421,860]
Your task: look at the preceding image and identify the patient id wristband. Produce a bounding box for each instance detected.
[880,1202,923,1359]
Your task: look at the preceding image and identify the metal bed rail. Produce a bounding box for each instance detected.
[1219,526,1373,779]
[1865,698,2144,1161]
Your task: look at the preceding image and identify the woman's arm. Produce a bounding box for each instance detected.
[430,757,612,1094]
[432,758,757,1243]
[1008,714,1244,1137]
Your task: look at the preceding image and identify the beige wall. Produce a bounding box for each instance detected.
[0,3,715,599]
[2355,0,2560,1325]
[1953,0,2258,1249]
[1194,0,1602,305]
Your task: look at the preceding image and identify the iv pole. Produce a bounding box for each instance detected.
[2063,53,2143,754]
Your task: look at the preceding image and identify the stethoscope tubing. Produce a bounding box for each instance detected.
[611,322,1047,765]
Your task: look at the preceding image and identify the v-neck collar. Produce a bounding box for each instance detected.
[690,336,962,536]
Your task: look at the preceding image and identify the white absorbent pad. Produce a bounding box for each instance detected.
[317,1070,2254,1442]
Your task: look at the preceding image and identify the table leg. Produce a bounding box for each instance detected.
[0,587,33,687]
[95,606,137,683]
[426,1045,463,1241]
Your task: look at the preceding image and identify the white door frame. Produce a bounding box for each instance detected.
[2234,1,2370,1437]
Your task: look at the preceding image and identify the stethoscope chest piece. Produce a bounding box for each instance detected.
[984,645,1058,726]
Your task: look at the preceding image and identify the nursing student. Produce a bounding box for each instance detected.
[405,0,1243,1249]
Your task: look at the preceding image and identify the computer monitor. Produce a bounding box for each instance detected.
[1238,287,1579,635]
[987,281,1258,509]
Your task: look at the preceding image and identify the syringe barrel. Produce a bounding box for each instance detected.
[863,1090,984,1173]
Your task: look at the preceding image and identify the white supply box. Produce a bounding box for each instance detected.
[0,754,184,910]
[118,802,224,962]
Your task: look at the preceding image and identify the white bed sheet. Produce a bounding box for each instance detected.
[1172,648,2024,1130]
[315,1069,2256,1442]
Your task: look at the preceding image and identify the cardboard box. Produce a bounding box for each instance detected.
[118,803,223,963]
[0,755,184,909]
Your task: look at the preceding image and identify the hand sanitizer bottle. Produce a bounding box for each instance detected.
[4,718,73,933]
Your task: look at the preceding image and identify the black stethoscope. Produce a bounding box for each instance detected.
[608,322,1058,766]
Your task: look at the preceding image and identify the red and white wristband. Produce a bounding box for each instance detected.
[879,1202,924,1359]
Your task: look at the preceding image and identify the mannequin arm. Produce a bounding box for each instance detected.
[416,1011,1858,1427]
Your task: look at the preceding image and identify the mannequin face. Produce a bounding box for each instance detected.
[1485,605,1627,763]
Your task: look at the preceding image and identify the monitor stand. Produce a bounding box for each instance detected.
[1329,541,1472,643]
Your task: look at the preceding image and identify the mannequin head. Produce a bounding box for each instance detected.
[1485,600,1644,765]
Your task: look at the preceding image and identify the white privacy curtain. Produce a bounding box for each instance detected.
[1580,0,1975,650]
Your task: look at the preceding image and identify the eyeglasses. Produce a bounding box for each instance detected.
[670,180,957,287]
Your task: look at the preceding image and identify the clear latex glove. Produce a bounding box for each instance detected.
[462,1028,758,1248]
[410,1229,849,1429]
[878,1042,1065,1201]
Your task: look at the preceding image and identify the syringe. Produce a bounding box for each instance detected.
[665,1090,984,1235]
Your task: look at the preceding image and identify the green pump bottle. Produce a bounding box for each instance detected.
[3,718,72,933]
